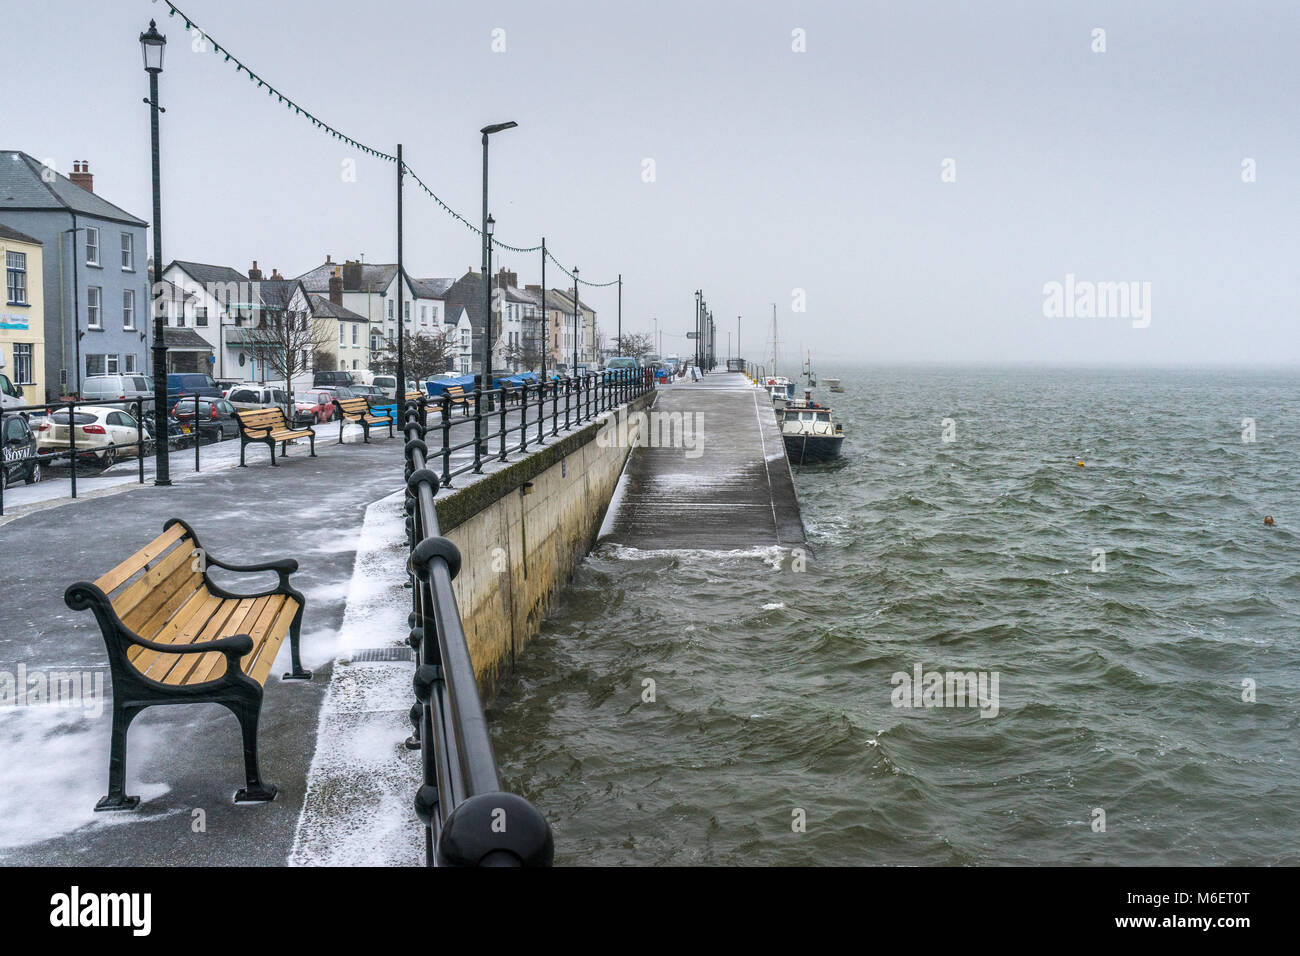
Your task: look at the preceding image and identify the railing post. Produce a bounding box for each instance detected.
[498,386,508,462]
[473,374,484,472]
[551,380,558,437]
[193,392,201,472]
[441,395,452,486]
[136,398,145,484]
[519,384,529,455]
[536,381,545,445]
[564,377,571,429]
[68,399,77,500]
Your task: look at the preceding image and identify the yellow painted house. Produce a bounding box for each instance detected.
[0,223,44,405]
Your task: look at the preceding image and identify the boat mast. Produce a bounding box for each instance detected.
[770,303,779,378]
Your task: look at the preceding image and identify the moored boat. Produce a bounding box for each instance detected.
[781,402,844,463]
[824,377,843,393]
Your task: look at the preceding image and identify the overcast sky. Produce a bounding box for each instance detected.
[8,0,1298,365]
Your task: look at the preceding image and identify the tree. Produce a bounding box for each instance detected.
[242,309,333,399]
[371,328,456,383]
[501,335,547,373]
[613,331,655,364]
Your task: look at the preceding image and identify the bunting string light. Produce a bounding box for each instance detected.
[161,1,614,284]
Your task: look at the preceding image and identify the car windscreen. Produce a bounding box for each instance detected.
[51,413,98,425]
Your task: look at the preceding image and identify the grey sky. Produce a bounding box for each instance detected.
[9,0,1298,365]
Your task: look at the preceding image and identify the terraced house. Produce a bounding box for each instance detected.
[0,223,45,404]
[0,153,151,400]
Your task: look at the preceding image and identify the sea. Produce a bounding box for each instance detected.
[489,366,1300,865]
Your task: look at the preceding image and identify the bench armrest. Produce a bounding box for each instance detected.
[205,555,298,591]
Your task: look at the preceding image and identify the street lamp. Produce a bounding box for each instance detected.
[141,19,170,486]
[480,121,517,397]
[572,266,579,374]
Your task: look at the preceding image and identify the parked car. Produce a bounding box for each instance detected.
[226,385,292,419]
[214,378,246,398]
[371,374,399,398]
[349,384,386,402]
[170,398,240,443]
[292,389,338,425]
[1,412,41,489]
[166,372,222,406]
[315,385,358,420]
[35,405,149,468]
[0,371,27,411]
[313,370,354,388]
[80,374,153,405]
[606,356,639,371]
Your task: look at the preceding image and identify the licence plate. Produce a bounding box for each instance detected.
[181,426,192,434]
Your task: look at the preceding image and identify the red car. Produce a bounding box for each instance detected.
[294,389,339,425]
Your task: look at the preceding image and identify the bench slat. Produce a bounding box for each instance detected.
[127,586,211,662]
[132,590,225,682]
[245,598,299,685]
[151,595,246,685]
[239,596,291,681]
[112,543,197,621]
[171,597,266,686]
[94,524,187,594]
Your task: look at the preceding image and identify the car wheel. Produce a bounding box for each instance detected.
[25,463,41,484]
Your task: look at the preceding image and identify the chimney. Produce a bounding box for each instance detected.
[270,267,283,280]
[247,260,263,281]
[328,266,344,306]
[325,254,333,265]
[342,259,362,291]
[69,161,94,193]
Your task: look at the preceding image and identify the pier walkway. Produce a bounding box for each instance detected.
[599,372,805,551]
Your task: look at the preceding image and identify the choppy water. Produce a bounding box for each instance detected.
[490,366,1300,865]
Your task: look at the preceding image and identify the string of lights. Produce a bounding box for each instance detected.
[161,1,614,284]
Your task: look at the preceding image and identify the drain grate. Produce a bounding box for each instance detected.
[349,647,415,663]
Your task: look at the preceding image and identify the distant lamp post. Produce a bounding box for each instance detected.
[141,19,170,486]
[480,120,517,395]
[572,266,579,373]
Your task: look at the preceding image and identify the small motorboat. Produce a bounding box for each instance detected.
[781,401,844,463]
[824,377,844,393]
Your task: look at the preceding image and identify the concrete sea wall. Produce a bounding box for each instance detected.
[435,391,657,699]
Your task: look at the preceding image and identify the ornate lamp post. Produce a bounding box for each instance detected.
[140,19,170,486]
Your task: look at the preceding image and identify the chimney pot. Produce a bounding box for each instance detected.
[328,266,344,307]
[69,160,94,194]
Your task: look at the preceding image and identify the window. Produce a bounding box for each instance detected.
[105,354,119,374]
[123,289,135,330]
[351,324,358,345]
[6,251,26,304]
[195,307,207,327]
[123,354,137,374]
[352,360,358,370]
[12,343,33,384]
[84,226,100,265]
[387,300,394,321]
[339,325,346,345]
[176,304,186,327]
[404,302,410,322]
[133,377,149,391]
[86,354,106,375]
[120,233,134,271]
[460,329,470,348]
[87,286,102,328]
[421,305,428,326]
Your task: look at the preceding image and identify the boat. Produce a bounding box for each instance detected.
[765,375,795,409]
[802,350,817,388]
[781,394,844,463]
[824,377,843,393]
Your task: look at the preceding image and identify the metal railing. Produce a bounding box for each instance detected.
[398,366,653,866]
[0,391,221,517]
[390,368,655,490]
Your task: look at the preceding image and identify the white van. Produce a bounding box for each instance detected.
[81,374,154,405]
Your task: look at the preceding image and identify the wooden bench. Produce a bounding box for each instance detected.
[235,407,316,467]
[335,396,395,444]
[64,518,311,811]
[442,384,474,417]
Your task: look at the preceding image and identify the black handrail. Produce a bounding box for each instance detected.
[398,366,653,866]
